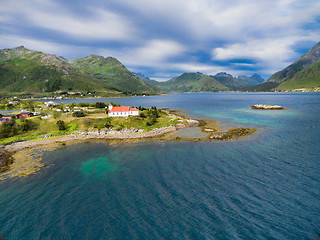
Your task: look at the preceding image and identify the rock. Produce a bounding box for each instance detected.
[204,128,214,132]
[251,104,285,110]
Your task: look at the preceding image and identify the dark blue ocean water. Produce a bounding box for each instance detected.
[1,93,320,239]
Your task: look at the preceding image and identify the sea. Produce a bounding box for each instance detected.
[1,92,320,240]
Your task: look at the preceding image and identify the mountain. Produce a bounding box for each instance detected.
[250,41,320,91]
[276,61,320,91]
[72,55,161,95]
[0,46,161,96]
[151,72,264,93]
[0,46,105,94]
[213,72,264,90]
[133,72,162,86]
[133,72,150,81]
[155,72,229,92]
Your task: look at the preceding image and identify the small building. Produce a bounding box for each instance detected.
[20,112,34,118]
[2,115,13,119]
[8,101,19,105]
[108,104,139,117]
[45,101,57,106]
[0,118,8,125]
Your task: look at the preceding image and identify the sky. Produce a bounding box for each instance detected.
[0,0,320,81]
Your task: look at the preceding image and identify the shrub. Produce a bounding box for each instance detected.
[114,126,122,131]
[19,119,37,132]
[72,111,86,117]
[56,120,66,130]
[139,112,146,118]
[0,119,18,138]
[104,118,113,128]
[146,116,156,126]
[95,102,106,108]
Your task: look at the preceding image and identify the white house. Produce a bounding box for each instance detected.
[45,101,57,106]
[108,104,139,117]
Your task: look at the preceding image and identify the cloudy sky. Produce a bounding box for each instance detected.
[0,0,320,81]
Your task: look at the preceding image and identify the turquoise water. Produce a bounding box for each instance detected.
[1,92,320,239]
[173,127,208,138]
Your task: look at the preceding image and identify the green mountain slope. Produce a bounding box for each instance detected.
[72,55,161,95]
[156,72,229,92]
[267,42,320,84]
[250,41,320,91]
[0,46,161,96]
[0,46,107,94]
[276,61,320,90]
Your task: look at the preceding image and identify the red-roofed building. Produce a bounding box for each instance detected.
[0,118,8,125]
[108,104,139,117]
[20,112,34,118]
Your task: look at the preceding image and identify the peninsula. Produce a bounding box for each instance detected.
[0,99,257,179]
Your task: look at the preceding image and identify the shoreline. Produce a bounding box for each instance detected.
[0,110,257,180]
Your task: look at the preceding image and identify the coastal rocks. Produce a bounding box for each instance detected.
[251,104,285,110]
[204,128,215,132]
[0,148,13,173]
[187,119,200,125]
[209,127,257,141]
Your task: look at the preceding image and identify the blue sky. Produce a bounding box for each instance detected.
[0,0,320,81]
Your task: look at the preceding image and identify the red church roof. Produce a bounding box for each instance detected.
[108,106,138,113]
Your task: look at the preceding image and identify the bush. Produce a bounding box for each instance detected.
[56,120,66,130]
[139,112,146,118]
[72,111,86,117]
[114,126,122,131]
[95,102,106,108]
[146,116,156,126]
[19,119,37,132]
[104,117,113,128]
[0,119,18,138]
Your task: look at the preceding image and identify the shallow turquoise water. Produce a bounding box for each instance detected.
[1,92,320,239]
[173,127,208,138]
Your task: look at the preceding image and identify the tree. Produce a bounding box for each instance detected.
[0,119,18,138]
[19,119,36,132]
[56,120,66,130]
[95,102,106,108]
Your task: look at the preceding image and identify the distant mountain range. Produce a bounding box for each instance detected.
[144,72,264,92]
[248,41,320,91]
[0,46,161,97]
[1,42,318,97]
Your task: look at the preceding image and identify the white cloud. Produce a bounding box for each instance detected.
[0,35,93,58]
[0,0,320,79]
[99,39,186,67]
[212,39,296,61]
[0,0,137,41]
[130,40,186,65]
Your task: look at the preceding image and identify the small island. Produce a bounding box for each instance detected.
[251,104,285,110]
[0,98,257,179]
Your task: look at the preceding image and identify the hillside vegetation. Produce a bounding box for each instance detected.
[0,46,161,97]
[72,55,160,95]
[276,61,320,91]
[156,72,228,92]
